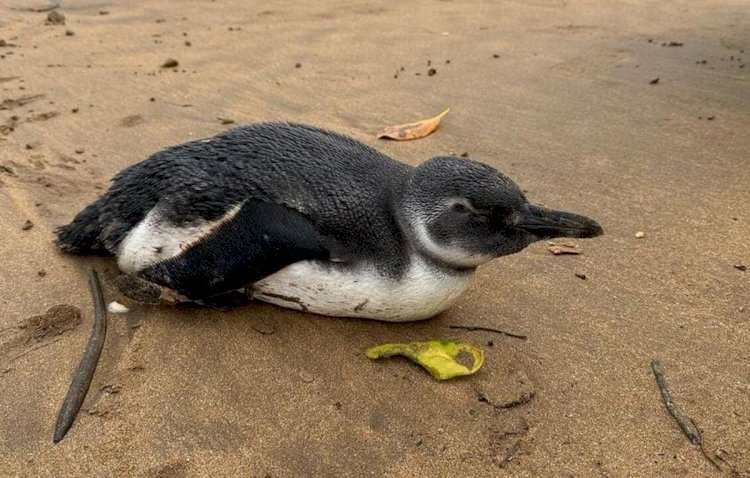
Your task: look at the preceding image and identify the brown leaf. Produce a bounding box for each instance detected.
[547,242,581,255]
[377,108,450,141]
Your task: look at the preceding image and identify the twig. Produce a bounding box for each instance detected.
[8,336,64,363]
[651,359,722,471]
[695,420,725,470]
[714,448,739,473]
[163,101,194,108]
[448,325,527,340]
[53,269,108,444]
[498,440,521,468]
[476,388,536,409]
[651,360,701,443]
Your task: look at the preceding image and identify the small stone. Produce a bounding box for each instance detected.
[217,117,235,125]
[38,269,47,277]
[161,58,179,68]
[46,11,65,25]
[21,220,33,231]
[107,301,130,313]
[707,115,715,121]
[294,62,302,68]
[65,30,74,36]
[74,148,84,154]
[734,264,747,272]
[71,107,79,113]
[427,68,437,76]
[575,273,587,280]
[184,41,191,46]
[635,231,645,238]
[492,54,500,58]
[99,10,110,15]
[649,77,659,85]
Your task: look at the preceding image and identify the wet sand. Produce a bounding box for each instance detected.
[1,1,748,476]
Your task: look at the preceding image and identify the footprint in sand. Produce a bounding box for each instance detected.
[0,304,82,370]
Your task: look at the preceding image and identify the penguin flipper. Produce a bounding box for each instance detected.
[129,201,330,301]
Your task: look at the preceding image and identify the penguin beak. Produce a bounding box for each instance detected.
[519,204,603,239]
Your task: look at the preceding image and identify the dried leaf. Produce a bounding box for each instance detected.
[547,241,581,255]
[365,339,483,380]
[377,108,450,141]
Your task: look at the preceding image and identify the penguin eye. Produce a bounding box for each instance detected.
[451,202,470,213]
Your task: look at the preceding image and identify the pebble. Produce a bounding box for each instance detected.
[107,301,130,313]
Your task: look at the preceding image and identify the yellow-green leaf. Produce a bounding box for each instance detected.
[365,339,483,380]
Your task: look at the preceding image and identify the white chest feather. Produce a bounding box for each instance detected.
[251,256,474,322]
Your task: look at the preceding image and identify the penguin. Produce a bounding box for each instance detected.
[56,122,603,322]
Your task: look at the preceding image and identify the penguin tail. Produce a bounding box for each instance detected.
[55,199,111,255]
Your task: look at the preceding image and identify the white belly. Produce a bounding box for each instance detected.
[252,256,475,322]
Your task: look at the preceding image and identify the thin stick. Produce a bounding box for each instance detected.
[651,359,722,470]
[448,325,527,340]
[651,359,700,443]
[695,421,724,470]
[9,336,64,362]
[498,441,521,468]
[53,269,108,443]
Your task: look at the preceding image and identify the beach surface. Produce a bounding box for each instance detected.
[1,0,748,476]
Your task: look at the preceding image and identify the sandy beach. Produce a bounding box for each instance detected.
[1,0,748,476]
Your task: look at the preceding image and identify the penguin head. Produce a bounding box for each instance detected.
[401,156,603,269]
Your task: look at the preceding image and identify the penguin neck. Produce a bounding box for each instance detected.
[390,177,482,275]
